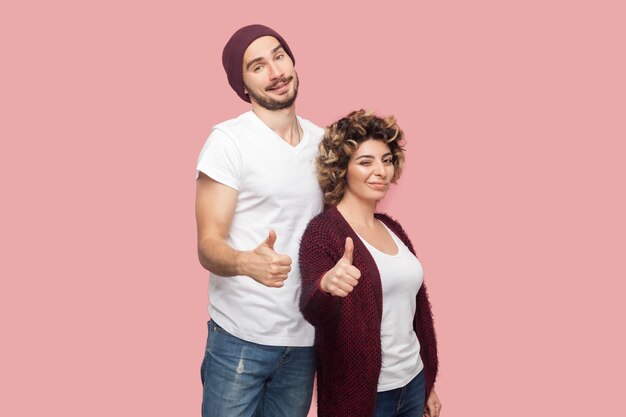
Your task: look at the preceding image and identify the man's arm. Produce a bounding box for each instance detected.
[195,172,292,287]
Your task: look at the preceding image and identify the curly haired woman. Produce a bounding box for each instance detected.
[299,110,441,417]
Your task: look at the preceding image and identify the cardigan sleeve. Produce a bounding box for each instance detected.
[298,219,342,327]
[416,283,439,393]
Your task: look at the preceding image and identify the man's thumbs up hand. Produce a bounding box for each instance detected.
[240,229,292,288]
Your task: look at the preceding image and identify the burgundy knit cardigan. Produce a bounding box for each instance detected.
[299,207,438,417]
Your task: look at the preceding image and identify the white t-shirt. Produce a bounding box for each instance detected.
[196,111,323,346]
[356,222,424,391]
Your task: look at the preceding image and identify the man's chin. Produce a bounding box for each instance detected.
[252,89,298,111]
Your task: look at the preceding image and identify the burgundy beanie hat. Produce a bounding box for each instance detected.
[222,24,296,102]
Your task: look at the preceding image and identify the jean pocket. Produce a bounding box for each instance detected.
[211,320,232,336]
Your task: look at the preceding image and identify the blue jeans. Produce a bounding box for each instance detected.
[200,320,315,417]
[373,371,425,417]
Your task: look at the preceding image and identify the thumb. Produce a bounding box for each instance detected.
[342,237,354,264]
[263,229,277,250]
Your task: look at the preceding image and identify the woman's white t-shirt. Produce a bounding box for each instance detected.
[356,222,424,391]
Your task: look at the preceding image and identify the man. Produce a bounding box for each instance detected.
[195,24,323,417]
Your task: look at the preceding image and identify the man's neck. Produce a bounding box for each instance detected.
[251,104,301,145]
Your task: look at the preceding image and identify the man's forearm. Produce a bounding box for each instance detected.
[198,238,248,277]
[198,231,291,287]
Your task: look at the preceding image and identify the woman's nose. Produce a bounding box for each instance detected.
[373,160,386,176]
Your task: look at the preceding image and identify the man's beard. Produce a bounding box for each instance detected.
[245,75,299,111]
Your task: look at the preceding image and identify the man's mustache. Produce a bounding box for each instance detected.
[266,76,294,91]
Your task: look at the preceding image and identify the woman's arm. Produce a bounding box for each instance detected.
[298,223,349,326]
[424,388,441,417]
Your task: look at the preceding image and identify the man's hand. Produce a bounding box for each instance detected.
[320,237,361,297]
[239,230,292,288]
[423,388,441,417]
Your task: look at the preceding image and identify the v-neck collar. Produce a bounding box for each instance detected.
[248,111,308,153]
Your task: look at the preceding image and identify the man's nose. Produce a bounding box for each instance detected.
[268,61,284,79]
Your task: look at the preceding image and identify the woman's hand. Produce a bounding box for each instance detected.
[424,388,441,417]
[320,237,361,297]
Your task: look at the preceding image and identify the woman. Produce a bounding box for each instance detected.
[299,110,441,417]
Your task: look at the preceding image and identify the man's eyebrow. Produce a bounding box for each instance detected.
[245,45,284,70]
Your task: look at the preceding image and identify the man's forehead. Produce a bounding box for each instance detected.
[243,36,283,61]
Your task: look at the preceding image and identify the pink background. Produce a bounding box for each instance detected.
[2,1,625,416]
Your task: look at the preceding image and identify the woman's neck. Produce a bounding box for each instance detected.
[336,193,378,229]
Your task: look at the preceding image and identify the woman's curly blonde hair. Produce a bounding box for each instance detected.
[317,109,406,206]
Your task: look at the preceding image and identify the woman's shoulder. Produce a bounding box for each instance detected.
[300,207,348,253]
[305,206,345,234]
[375,212,415,250]
[374,212,404,231]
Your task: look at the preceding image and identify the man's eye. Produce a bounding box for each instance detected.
[275,54,284,60]
[253,65,263,72]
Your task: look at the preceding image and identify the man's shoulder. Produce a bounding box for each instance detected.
[204,112,259,149]
[212,111,254,134]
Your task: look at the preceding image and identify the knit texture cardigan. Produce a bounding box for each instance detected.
[299,207,438,417]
